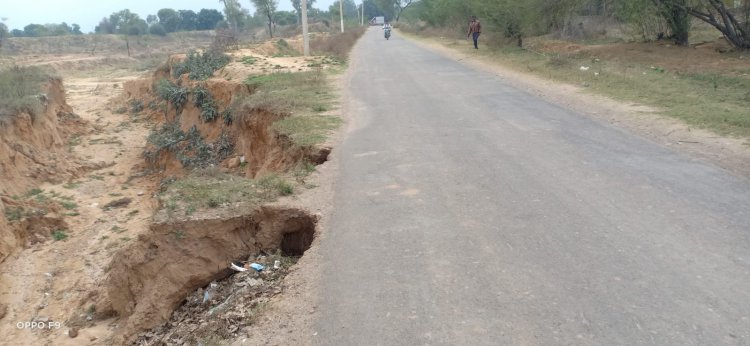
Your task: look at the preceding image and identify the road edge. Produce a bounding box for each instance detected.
[399,31,750,179]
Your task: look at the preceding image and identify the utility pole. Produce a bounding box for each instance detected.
[340,0,344,33]
[360,3,364,26]
[302,0,310,56]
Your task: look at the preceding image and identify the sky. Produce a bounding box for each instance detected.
[1,0,337,32]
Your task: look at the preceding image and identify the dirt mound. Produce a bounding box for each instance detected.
[99,206,317,343]
[122,67,329,178]
[252,38,303,56]
[1,195,69,246]
[0,78,90,263]
[0,78,87,195]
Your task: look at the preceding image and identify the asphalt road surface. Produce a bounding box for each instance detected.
[315,28,750,345]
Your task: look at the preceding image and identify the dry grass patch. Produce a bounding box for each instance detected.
[0,66,51,123]
[311,27,366,60]
[488,45,750,137]
[241,71,341,146]
[159,170,296,215]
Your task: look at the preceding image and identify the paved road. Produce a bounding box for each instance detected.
[316,28,750,345]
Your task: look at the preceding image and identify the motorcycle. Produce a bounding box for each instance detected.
[384,28,391,40]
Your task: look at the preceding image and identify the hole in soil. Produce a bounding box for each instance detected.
[104,207,319,342]
[309,146,332,165]
[281,227,314,256]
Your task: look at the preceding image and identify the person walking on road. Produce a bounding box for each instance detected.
[468,16,481,49]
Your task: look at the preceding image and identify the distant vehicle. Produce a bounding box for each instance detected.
[370,16,385,26]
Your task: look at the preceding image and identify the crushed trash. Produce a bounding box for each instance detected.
[133,252,298,345]
[230,262,247,272]
[579,66,590,71]
[230,261,264,272]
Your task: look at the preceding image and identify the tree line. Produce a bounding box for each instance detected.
[4,22,83,37]
[94,8,226,36]
[402,0,749,50]
[1,0,419,41]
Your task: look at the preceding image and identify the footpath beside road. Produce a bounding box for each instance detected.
[315,28,750,345]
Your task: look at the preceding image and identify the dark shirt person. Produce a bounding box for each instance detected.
[468,16,481,49]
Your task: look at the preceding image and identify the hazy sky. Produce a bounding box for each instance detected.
[1,0,336,32]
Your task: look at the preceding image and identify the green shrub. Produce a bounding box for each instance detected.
[192,86,210,107]
[156,79,188,112]
[274,39,300,57]
[222,110,233,125]
[277,181,294,195]
[173,50,231,80]
[241,56,257,65]
[192,85,219,123]
[201,103,219,122]
[258,175,295,197]
[4,207,23,221]
[60,201,78,210]
[129,99,144,113]
[52,229,68,241]
[146,121,186,153]
[145,122,234,169]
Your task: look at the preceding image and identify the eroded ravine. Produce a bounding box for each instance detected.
[1,66,323,346]
[0,68,159,345]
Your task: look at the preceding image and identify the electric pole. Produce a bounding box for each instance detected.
[340,0,344,33]
[302,0,310,56]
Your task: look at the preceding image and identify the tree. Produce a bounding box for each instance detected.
[687,0,750,49]
[221,0,245,33]
[363,0,387,20]
[411,0,533,46]
[11,29,24,37]
[478,0,533,46]
[375,0,416,21]
[0,22,7,48]
[645,0,749,49]
[275,11,298,25]
[616,0,665,41]
[95,17,115,34]
[149,23,167,36]
[292,0,317,23]
[652,0,691,45]
[250,0,278,37]
[197,9,225,30]
[72,23,82,35]
[23,24,49,37]
[108,9,148,35]
[157,8,180,32]
[178,10,199,31]
[48,22,73,36]
[330,0,359,19]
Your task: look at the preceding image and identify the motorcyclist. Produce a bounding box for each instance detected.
[383,22,392,39]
